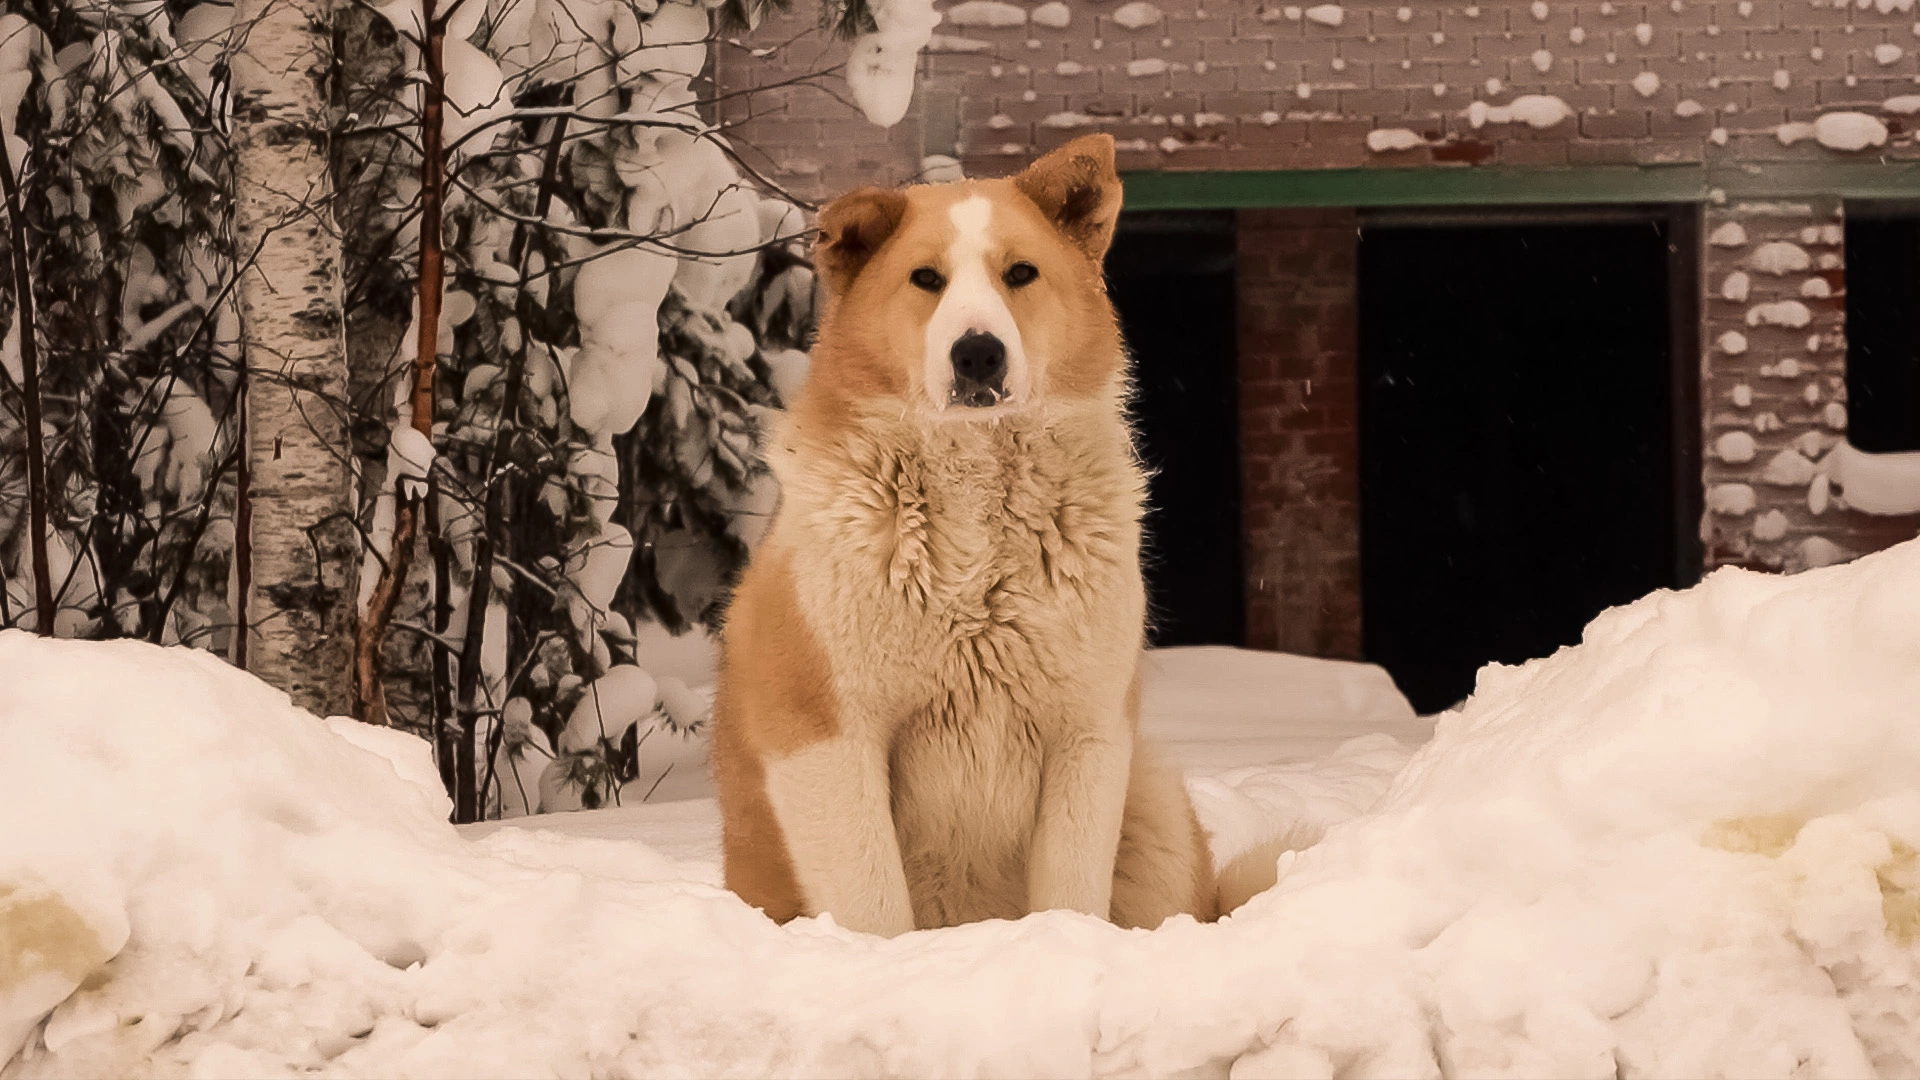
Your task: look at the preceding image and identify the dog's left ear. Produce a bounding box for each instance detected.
[1013,134,1124,260]
[815,187,909,297]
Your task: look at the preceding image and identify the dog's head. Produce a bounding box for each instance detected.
[805,135,1126,421]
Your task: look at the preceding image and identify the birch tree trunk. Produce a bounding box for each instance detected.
[228,0,359,716]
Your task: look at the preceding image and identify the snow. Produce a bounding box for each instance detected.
[441,38,509,153]
[1814,111,1889,150]
[1714,430,1757,463]
[762,347,810,405]
[918,153,965,181]
[1031,1,1071,27]
[1763,448,1817,486]
[567,246,676,446]
[560,664,660,753]
[1706,482,1757,514]
[634,2,710,87]
[1777,120,1819,146]
[1366,127,1425,152]
[1753,241,1811,275]
[565,524,634,634]
[1466,94,1572,129]
[845,0,940,126]
[1718,330,1748,354]
[23,541,1920,1072]
[1127,57,1167,76]
[1748,300,1813,329]
[672,185,762,312]
[1710,221,1749,247]
[943,0,1026,27]
[386,426,436,501]
[1631,70,1661,97]
[1722,271,1751,301]
[1754,508,1789,540]
[1802,536,1845,568]
[1885,94,1920,113]
[1112,2,1163,29]
[1822,441,1920,515]
[1304,3,1344,26]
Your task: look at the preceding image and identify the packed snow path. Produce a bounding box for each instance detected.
[9,541,1920,1077]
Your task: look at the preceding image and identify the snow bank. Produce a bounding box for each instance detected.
[15,534,1920,1075]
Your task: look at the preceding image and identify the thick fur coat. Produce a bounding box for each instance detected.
[712,136,1269,936]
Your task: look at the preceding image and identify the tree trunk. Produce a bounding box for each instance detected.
[0,133,54,633]
[352,0,446,726]
[228,0,359,716]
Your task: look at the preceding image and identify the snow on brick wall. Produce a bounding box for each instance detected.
[1238,208,1363,658]
[888,0,1920,177]
[715,1,1920,193]
[1699,200,1920,574]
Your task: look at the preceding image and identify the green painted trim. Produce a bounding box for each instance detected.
[1120,163,1920,209]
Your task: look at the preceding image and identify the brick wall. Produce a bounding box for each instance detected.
[1238,208,1363,658]
[923,0,1920,178]
[712,10,926,203]
[720,0,1920,195]
[1699,199,1920,571]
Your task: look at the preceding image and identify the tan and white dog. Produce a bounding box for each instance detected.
[712,134,1276,936]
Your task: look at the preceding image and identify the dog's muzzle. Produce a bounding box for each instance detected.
[948,331,1008,409]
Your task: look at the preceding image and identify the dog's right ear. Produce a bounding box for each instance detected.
[814,188,909,297]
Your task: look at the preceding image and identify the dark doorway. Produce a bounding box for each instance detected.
[1107,210,1245,647]
[1845,202,1920,453]
[1358,209,1697,714]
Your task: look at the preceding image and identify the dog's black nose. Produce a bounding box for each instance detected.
[949,331,1007,408]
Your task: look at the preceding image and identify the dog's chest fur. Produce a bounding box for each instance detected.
[769,406,1148,926]
[773,406,1144,695]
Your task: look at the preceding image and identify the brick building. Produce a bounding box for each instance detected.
[714,1,1920,711]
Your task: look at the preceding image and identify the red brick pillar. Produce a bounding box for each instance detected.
[1237,208,1362,659]
[1699,200,1920,572]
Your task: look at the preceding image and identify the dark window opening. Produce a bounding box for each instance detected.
[1106,210,1245,647]
[1358,208,1697,714]
[1845,203,1920,453]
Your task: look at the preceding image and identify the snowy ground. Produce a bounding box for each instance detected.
[8,542,1920,1077]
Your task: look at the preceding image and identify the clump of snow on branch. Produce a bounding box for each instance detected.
[846,0,942,126]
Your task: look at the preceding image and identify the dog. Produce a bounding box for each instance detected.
[711,134,1283,936]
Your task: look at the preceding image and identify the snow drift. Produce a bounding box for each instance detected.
[9,538,1920,1076]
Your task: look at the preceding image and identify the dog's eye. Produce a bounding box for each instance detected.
[910,267,946,292]
[1003,262,1039,288]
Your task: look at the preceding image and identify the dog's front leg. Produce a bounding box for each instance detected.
[762,731,915,937]
[1027,726,1133,918]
